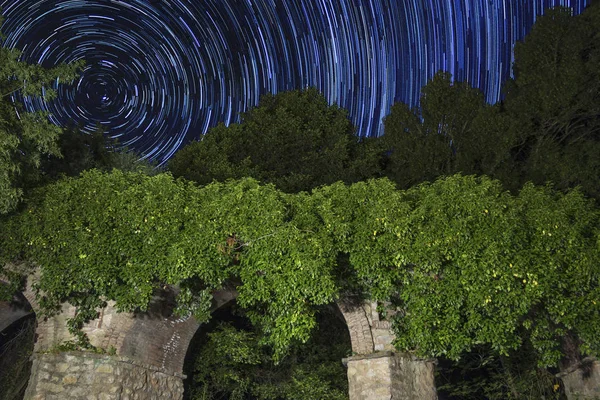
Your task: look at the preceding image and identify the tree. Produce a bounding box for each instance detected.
[382,2,600,200]
[168,87,379,193]
[503,4,600,198]
[39,123,160,185]
[382,72,515,189]
[0,40,83,214]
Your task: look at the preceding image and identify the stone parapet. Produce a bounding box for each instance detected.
[24,351,184,400]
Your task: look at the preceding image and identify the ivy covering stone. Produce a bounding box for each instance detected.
[1,170,598,367]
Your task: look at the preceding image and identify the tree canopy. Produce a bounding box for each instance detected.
[168,87,379,193]
[503,4,600,198]
[381,4,600,200]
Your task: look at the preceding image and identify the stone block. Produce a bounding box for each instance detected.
[24,352,185,399]
[96,364,114,374]
[62,375,78,385]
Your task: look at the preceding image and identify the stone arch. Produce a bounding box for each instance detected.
[23,283,239,399]
[336,299,375,355]
[1,267,438,399]
[0,265,241,399]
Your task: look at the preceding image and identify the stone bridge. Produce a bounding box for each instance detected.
[0,271,438,400]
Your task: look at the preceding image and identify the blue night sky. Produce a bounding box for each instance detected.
[0,0,591,165]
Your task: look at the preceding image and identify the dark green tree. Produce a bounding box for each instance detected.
[168,87,379,193]
[39,123,112,181]
[381,71,513,189]
[0,41,83,214]
[39,122,160,185]
[503,4,600,198]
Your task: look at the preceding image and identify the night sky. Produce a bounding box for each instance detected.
[0,0,591,165]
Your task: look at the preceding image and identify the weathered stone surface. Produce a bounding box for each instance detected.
[337,300,399,355]
[561,359,600,400]
[345,352,437,400]
[23,352,185,400]
[338,300,439,399]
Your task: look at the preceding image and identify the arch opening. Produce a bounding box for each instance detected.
[0,289,36,400]
[182,298,352,399]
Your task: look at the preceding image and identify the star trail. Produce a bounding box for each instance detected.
[0,0,591,165]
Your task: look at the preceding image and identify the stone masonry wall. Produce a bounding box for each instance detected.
[23,351,184,400]
[390,353,437,400]
[561,359,600,400]
[346,352,396,399]
[345,352,437,400]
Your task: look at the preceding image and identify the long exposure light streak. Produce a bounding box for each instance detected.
[0,0,590,165]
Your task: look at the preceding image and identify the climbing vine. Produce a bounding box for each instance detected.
[1,170,598,365]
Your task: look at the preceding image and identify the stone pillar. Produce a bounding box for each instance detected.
[561,358,600,400]
[338,299,438,400]
[345,352,437,400]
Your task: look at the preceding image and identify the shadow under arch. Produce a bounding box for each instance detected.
[0,291,34,334]
[180,295,355,399]
[0,284,36,400]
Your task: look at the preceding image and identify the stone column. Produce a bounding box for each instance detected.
[560,358,600,400]
[345,352,437,400]
[338,299,438,400]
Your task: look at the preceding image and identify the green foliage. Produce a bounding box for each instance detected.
[190,305,349,400]
[0,170,339,353]
[436,345,565,400]
[0,40,83,214]
[313,175,600,367]
[2,170,598,367]
[390,177,599,366]
[168,87,378,193]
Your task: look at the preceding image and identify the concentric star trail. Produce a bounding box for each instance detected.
[0,0,590,165]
